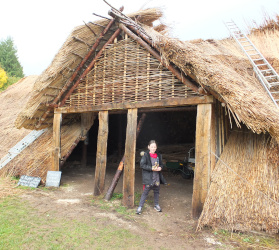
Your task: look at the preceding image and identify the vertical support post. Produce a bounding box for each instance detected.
[192,103,216,218]
[118,115,122,156]
[123,108,138,207]
[94,111,109,196]
[52,111,62,171]
[81,113,96,167]
[81,137,88,167]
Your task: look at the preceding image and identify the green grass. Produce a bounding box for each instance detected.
[0,196,145,249]
[212,229,278,249]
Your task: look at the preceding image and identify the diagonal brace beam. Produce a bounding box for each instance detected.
[59,28,121,107]
[35,18,116,128]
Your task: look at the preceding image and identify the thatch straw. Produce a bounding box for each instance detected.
[15,8,164,130]
[0,75,86,181]
[0,76,37,159]
[15,7,279,146]
[144,25,279,143]
[0,122,84,182]
[197,128,279,233]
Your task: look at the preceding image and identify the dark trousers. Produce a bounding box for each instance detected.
[139,184,160,207]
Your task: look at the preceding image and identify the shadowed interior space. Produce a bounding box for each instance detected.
[66,107,197,167]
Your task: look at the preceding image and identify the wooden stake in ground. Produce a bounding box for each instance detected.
[94,111,109,196]
[104,113,146,201]
[52,112,62,171]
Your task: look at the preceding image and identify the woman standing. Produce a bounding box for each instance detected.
[136,140,166,215]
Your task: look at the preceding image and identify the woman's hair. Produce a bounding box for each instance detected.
[148,140,157,146]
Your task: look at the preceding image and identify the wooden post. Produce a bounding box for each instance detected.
[81,113,95,167]
[123,108,138,207]
[192,103,216,218]
[81,137,88,167]
[104,113,146,201]
[52,111,62,171]
[94,111,109,196]
[118,115,122,156]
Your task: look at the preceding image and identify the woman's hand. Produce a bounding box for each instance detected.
[153,166,161,171]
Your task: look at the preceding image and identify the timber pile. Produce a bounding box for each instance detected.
[0,76,37,159]
[197,129,279,233]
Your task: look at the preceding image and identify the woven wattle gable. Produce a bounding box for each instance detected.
[65,39,199,108]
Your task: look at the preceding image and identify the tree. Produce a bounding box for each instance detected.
[0,37,24,78]
[0,67,8,88]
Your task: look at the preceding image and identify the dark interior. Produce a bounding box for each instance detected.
[67,107,197,166]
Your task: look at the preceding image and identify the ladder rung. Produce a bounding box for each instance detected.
[270,82,279,86]
[256,63,268,66]
[243,44,253,47]
[246,49,256,52]
[261,69,273,72]
[253,58,264,61]
[248,53,260,56]
[265,75,277,79]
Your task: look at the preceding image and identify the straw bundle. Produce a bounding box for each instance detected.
[144,26,279,143]
[0,76,37,159]
[197,128,279,233]
[0,122,83,182]
[249,30,279,63]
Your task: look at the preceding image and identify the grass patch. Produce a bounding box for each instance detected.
[0,196,145,249]
[212,229,278,249]
[111,192,123,201]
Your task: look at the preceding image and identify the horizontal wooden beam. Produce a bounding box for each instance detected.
[109,106,197,114]
[56,96,214,114]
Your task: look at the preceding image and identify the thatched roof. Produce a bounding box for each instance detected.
[0,76,88,182]
[15,8,164,130]
[15,7,279,144]
[0,76,37,159]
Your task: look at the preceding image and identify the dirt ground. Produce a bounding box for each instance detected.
[15,157,232,250]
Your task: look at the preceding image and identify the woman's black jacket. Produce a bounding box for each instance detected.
[140,150,167,185]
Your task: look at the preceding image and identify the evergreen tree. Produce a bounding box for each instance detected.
[0,37,24,78]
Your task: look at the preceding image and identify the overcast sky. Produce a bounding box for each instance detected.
[1,0,279,76]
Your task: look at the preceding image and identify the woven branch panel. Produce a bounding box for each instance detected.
[66,39,198,108]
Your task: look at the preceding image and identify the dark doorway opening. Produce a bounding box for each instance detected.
[66,107,196,167]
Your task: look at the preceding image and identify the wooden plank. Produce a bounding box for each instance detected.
[123,108,138,208]
[192,103,216,218]
[56,96,214,114]
[51,112,62,171]
[94,111,109,196]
